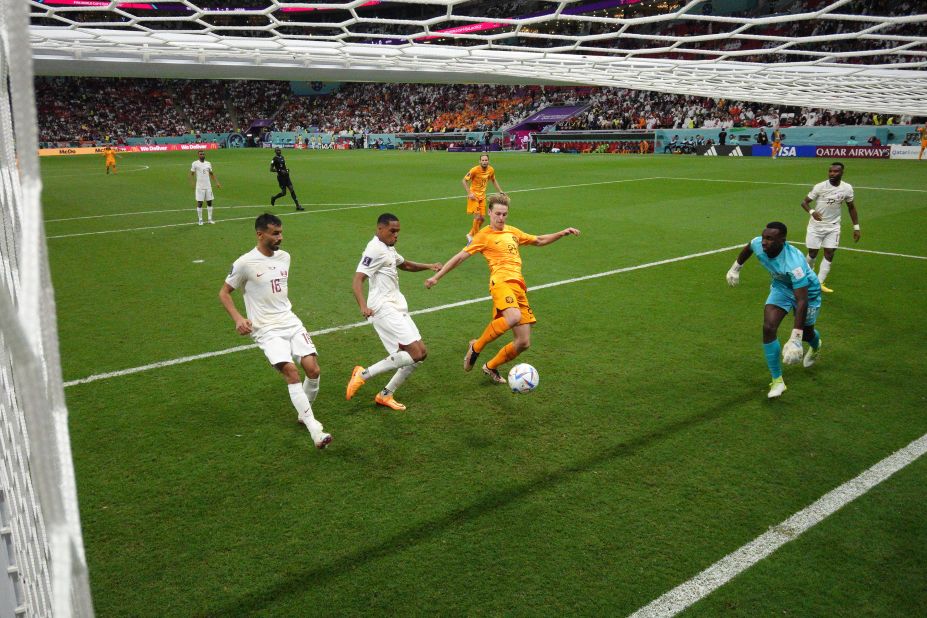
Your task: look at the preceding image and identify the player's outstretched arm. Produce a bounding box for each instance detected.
[399,260,443,273]
[534,227,580,246]
[425,251,469,288]
[726,243,754,286]
[218,283,252,335]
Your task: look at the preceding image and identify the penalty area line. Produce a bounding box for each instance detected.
[63,243,730,388]
[660,176,927,194]
[629,431,927,618]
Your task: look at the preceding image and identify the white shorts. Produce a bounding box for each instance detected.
[254,319,317,366]
[370,305,421,354]
[806,224,840,250]
[195,187,214,202]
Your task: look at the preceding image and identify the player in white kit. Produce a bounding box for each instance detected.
[345,213,442,411]
[190,151,221,225]
[219,213,331,449]
[801,162,861,293]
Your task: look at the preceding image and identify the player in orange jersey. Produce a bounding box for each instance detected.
[918,125,926,160]
[425,193,580,385]
[102,146,120,174]
[461,154,505,244]
[771,128,783,159]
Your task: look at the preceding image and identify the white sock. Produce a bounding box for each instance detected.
[288,383,322,436]
[383,361,421,396]
[818,257,832,284]
[303,376,320,403]
[362,350,414,379]
[196,206,203,223]
[806,254,814,268]
[207,205,214,221]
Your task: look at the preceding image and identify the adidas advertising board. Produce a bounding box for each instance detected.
[697,145,753,156]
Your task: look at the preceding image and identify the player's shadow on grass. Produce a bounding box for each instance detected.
[204,390,757,616]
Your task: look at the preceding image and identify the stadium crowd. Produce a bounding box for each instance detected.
[36,77,921,145]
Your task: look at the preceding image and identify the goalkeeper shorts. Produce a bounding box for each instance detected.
[766,287,821,325]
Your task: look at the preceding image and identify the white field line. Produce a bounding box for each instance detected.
[661,176,927,193]
[62,243,734,388]
[45,177,660,239]
[46,202,377,222]
[40,165,151,178]
[806,245,927,260]
[630,431,927,618]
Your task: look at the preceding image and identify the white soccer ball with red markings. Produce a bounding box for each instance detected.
[508,363,539,394]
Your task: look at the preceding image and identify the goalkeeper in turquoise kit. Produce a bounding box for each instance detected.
[726,221,823,399]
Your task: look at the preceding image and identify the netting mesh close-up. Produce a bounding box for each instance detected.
[28,0,927,115]
[3,0,95,615]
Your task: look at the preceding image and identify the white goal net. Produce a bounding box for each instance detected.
[27,0,927,115]
[1,0,94,615]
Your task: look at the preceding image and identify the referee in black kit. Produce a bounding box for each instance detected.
[270,147,304,211]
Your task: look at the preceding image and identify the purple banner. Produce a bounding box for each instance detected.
[507,105,588,132]
[521,105,587,124]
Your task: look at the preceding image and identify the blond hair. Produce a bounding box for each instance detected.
[488,193,510,210]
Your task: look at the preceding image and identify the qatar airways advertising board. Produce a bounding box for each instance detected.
[814,145,890,159]
[751,145,891,159]
[889,145,922,160]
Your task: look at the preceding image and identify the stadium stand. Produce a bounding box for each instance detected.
[35,78,921,146]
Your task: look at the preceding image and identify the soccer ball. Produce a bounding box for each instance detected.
[507,363,539,394]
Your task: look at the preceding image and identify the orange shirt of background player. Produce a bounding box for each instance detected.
[465,165,495,198]
[464,225,537,286]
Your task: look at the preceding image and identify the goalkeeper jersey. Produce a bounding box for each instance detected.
[750,237,821,296]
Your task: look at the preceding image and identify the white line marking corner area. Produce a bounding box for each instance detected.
[630,431,927,618]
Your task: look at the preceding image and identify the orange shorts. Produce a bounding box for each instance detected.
[467,195,486,215]
[490,279,536,325]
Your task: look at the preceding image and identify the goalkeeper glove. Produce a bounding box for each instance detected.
[781,328,804,365]
[726,261,742,286]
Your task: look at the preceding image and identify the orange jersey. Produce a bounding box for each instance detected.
[919,126,927,145]
[772,130,781,144]
[465,225,538,286]
[103,148,116,162]
[464,164,495,197]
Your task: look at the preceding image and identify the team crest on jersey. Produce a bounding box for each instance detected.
[228,264,235,276]
[362,256,372,266]
[791,266,805,278]
[505,296,515,304]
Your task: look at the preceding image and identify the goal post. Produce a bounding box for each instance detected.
[1,0,94,615]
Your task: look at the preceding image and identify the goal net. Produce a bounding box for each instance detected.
[1,0,94,615]
[27,0,927,115]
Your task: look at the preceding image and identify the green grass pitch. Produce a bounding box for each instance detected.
[40,149,927,616]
